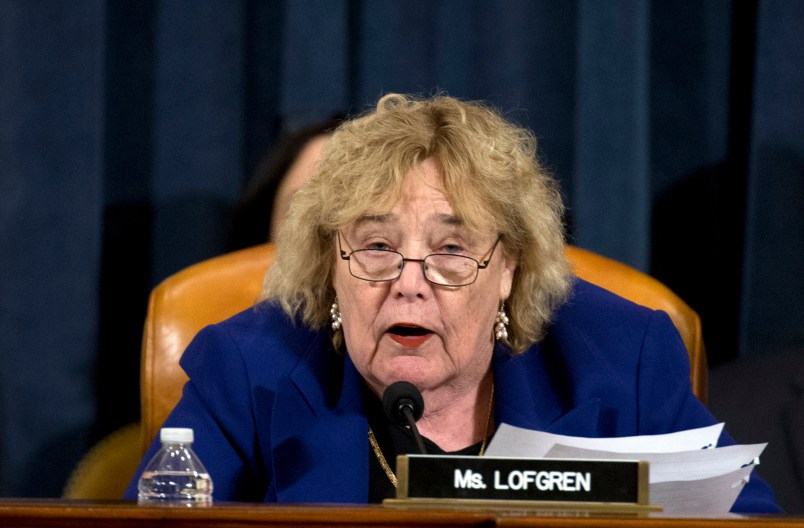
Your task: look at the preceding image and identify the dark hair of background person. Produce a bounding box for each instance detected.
[226,116,343,251]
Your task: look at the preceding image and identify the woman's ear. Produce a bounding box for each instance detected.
[498,254,517,300]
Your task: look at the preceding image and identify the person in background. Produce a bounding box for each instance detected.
[125,93,780,512]
[227,117,341,249]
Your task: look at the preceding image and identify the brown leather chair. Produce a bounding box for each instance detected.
[139,243,707,453]
[140,243,277,454]
[62,422,141,499]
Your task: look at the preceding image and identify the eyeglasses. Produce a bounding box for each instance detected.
[337,231,501,287]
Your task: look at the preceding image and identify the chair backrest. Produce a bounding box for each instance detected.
[140,243,706,453]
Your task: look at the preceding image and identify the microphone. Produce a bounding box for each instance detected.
[382,381,427,454]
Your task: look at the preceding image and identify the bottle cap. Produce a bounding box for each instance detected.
[160,427,194,443]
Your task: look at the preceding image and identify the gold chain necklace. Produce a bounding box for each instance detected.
[368,384,495,488]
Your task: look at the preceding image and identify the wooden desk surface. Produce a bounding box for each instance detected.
[0,499,802,528]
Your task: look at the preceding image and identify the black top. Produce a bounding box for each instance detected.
[364,385,484,503]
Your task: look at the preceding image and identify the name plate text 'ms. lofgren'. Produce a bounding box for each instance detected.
[394,455,649,505]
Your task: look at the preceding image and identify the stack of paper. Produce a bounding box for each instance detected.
[484,423,765,514]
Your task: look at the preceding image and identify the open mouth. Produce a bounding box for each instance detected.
[388,325,431,336]
[386,325,433,347]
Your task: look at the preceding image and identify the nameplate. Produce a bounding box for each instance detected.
[389,455,651,509]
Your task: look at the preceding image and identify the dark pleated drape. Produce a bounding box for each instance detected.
[0,0,801,505]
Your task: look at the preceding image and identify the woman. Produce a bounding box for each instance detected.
[125,93,779,512]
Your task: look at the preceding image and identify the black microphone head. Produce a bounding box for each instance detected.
[382,381,424,425]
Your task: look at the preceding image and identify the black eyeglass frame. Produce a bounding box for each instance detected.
[337,231,502,287]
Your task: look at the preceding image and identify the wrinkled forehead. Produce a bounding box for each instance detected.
[338,186,498,240]
[345,210,464,235]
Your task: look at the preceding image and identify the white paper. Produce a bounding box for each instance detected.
[485,422,724,457]
[483,422,760,514]
[543,442,765,483]
[651,466,754,514]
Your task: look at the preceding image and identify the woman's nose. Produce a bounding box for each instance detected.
[391,258,430,298]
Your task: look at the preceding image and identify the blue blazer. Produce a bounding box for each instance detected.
[125,279,780,513]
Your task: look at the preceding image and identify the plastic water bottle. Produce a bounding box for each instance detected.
[137,427,213,506]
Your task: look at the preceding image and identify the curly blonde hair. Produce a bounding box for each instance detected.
[264,93,571,353]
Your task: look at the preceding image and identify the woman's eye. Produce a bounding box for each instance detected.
[366,241,391,251]
[440,244,464,254]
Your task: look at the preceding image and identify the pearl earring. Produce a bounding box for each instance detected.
[330,300,342,331]
[495,302,509,341]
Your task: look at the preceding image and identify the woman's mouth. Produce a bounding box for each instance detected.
[386,324,433,348]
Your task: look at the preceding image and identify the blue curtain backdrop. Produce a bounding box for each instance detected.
[1,0,802,500]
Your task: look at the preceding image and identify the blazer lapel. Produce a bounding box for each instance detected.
[269,333,368,503]
[493,339,604,438]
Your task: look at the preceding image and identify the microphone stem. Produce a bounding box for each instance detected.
[402,407,428,454]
